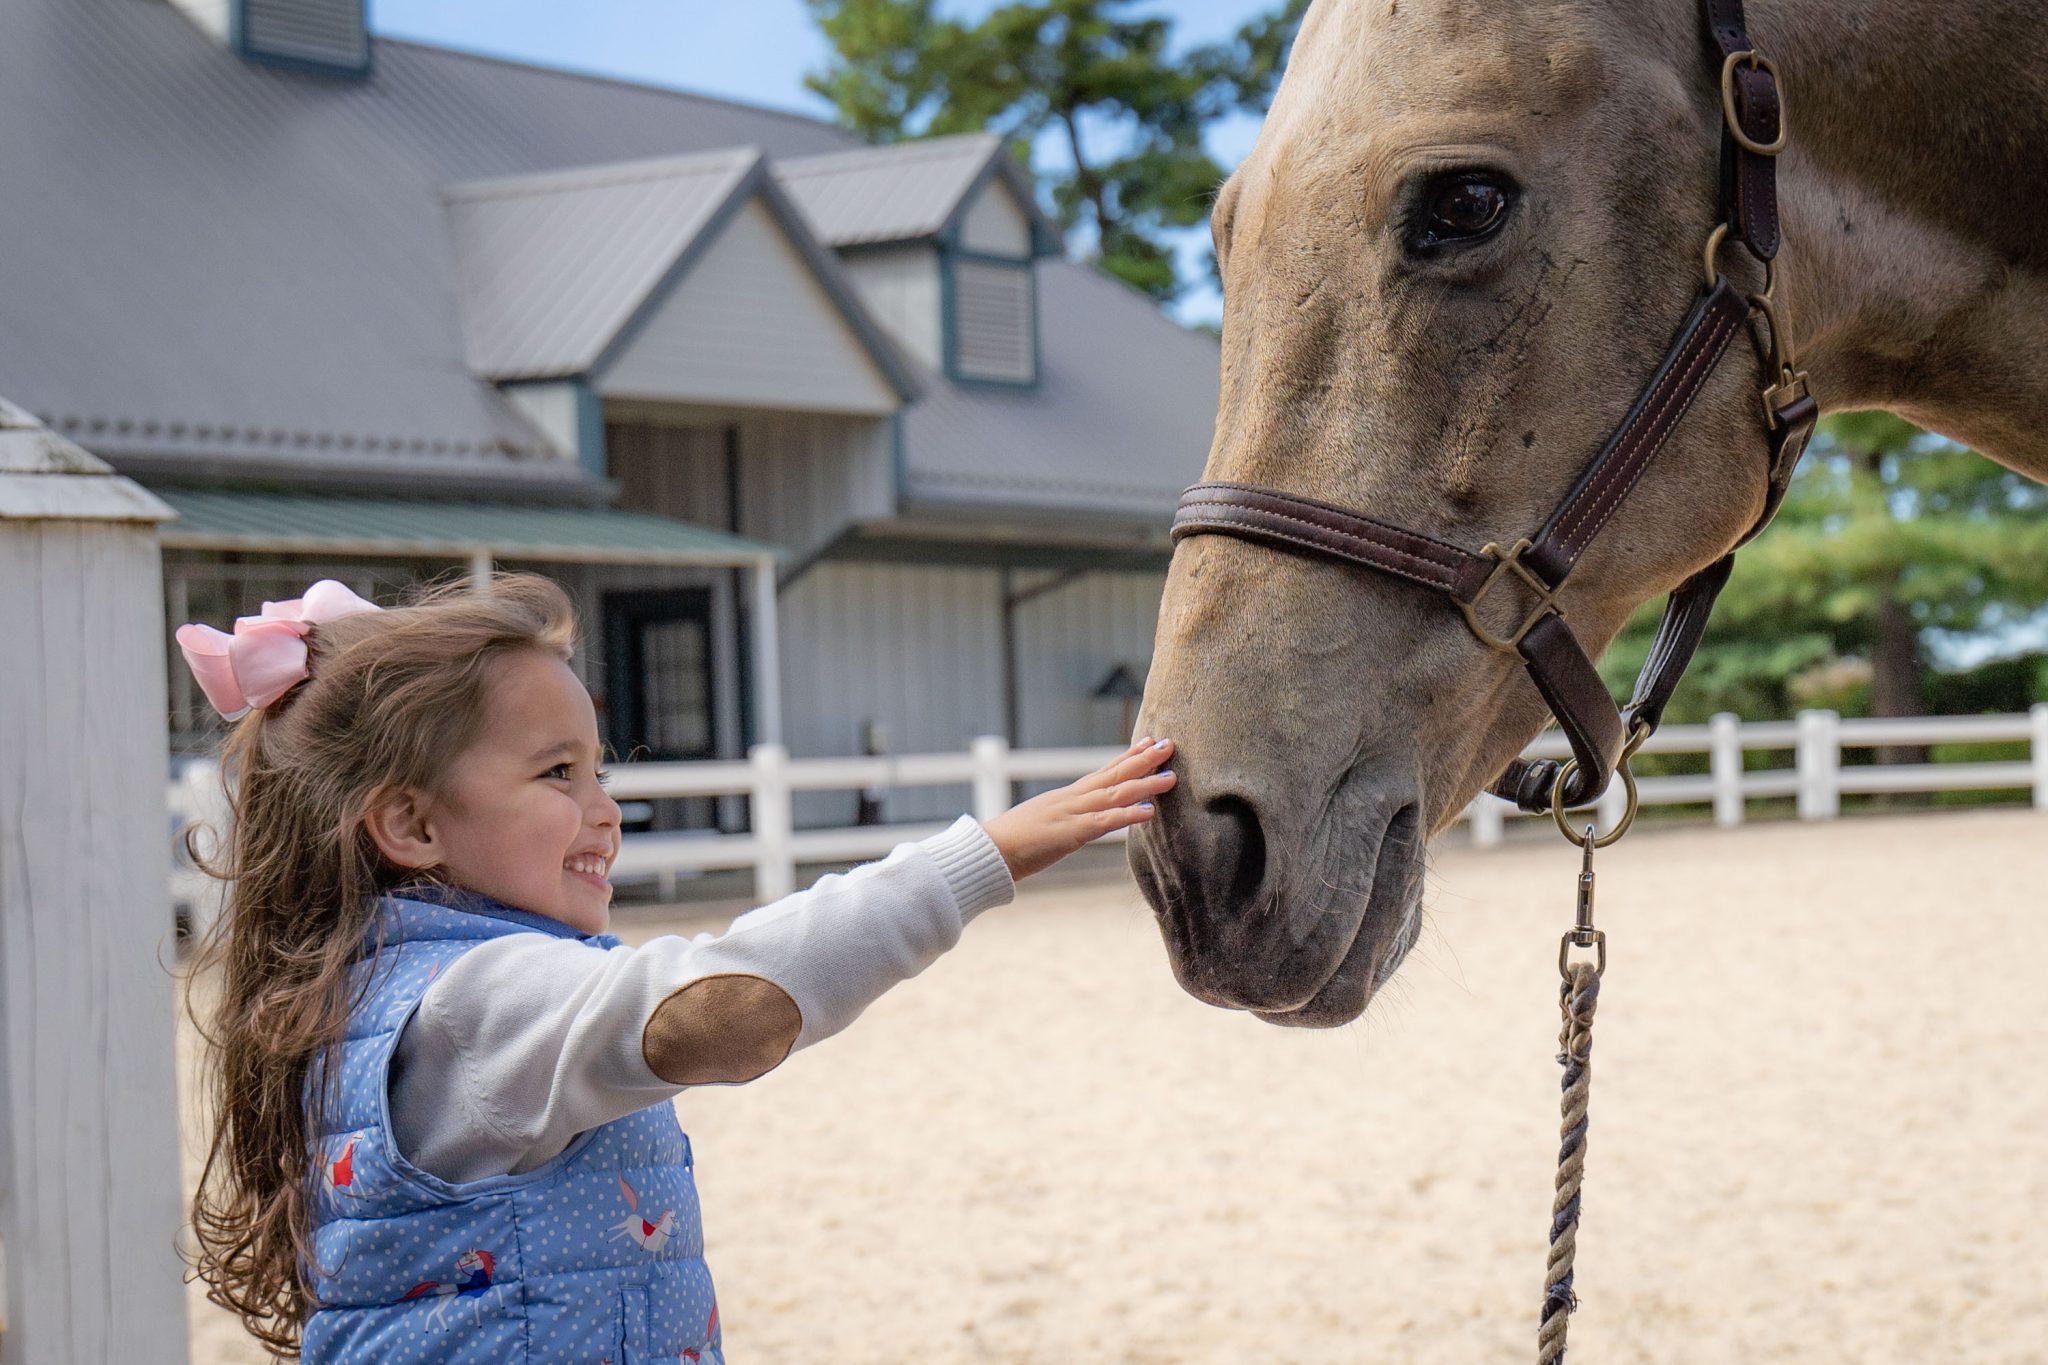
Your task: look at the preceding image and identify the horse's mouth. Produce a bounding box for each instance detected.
[1250,803,1425,1029]
[1137,796,1425,1028]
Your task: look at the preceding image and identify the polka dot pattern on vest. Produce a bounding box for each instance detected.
[301,894,724,1364]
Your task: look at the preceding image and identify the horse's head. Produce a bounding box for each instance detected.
[1131,0,1788,1025]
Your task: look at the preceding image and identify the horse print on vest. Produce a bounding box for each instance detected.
[613,1173,679,1253]
[399,1249,496,1331]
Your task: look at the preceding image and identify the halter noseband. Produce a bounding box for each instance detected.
[1171,0,1819,828]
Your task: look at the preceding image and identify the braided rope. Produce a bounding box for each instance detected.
[1537,960,1602,1364]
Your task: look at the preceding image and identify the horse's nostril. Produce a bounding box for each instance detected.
[1204,794,1268,912]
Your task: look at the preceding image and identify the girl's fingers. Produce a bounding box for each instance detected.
[1088,770,1176,811]
[1109,738,1173,779]
[1096,801,1157,833]
[1075,738,1173,792]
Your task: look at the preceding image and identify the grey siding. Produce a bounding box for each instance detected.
[777,562,1007,826]
[774,562,1165,827]
[607,411,894,564]
[957,182,1034,258]
[1013,570,1165,748]
[841,246,943,371]
[598,200,899,416]
[609,421,733,529]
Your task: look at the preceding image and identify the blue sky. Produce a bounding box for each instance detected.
[371,0,1273,322]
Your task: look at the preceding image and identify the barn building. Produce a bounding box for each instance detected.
[0,0,1221,827]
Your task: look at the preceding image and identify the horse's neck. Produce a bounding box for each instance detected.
[1763,0,2048,477]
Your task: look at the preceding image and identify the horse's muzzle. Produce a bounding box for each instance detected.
[1129,775,1424,1026]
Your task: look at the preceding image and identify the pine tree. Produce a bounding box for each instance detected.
[1601,414,2048,729]
[803,0,1307,301]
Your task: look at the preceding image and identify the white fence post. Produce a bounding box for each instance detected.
[970,735,1012,823]
[1710,712,1745,827]
[749,743,794,902]
[2032,703,2048,812]
[0,402,189,1363]
[1596,768,1629,834]
[1797,708,1841,820]
[1469,796,1506,848]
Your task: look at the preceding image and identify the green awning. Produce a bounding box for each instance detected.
[152,487,780,567]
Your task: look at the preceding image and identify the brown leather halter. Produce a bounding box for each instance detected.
[1171,0,1819,832]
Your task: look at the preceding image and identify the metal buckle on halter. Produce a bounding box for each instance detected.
[1761,368,1811,431]
[1456,538,1562,653]
[1719,50,1787,156]
[1746,284,1811,431]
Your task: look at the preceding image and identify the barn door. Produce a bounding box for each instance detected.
[604,587,718,829]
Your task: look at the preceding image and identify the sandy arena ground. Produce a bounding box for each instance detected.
[184,809,2048,1363]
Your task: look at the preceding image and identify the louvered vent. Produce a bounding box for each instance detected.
[238,0,370,75]
[950,260,1036,385]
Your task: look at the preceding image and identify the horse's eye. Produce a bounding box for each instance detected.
[1415,175,1514,251]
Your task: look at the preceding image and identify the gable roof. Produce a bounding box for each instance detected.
[0,0,861,485]
[775,133,1061,253]
[446,149,761,380]
[443,150,917,399]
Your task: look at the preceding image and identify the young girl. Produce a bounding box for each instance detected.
[181,574,1175,1363]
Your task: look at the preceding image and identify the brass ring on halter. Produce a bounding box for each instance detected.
[1550,760,1640,847]
[1550,719,1649,847]
[1720,51,1788,156]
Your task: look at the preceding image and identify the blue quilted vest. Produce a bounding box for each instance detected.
[300,890,723,1364]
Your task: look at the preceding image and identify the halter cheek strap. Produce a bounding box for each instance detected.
[1170,0,1820,818]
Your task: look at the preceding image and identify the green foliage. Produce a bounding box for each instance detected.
[1601,413,2048,721]
[802,0,1307,301]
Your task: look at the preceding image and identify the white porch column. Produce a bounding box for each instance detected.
[0,401,188,1363]
[751,555,782,746]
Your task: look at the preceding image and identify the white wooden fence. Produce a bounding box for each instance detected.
[1462,705,2048,847]
[171,706,2048,914]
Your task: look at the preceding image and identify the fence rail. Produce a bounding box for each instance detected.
[171,706,2048,913]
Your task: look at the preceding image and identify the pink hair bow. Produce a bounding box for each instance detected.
[175,580,382,719]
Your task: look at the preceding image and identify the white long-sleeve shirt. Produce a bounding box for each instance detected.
[387,815,1014,1183]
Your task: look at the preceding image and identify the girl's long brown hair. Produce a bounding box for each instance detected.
[185,573,576,1355]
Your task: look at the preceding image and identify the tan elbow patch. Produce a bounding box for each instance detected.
[642,974,802,1086]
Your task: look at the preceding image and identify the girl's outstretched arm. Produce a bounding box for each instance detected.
[387,739,1172,1185]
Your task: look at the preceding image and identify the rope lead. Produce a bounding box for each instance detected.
[1538,959,1602,1364]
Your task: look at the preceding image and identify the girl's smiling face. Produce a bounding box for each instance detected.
[367,648,622,933]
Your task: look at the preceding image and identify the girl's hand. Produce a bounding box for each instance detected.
[981,737,1176,882]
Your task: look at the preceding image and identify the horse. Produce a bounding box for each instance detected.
[1129,0,2048,1027]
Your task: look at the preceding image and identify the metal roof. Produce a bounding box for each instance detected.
[774,133,1059,251]
[444,149,758,381]
[0,0,858,483]
[0,1,1218,524]
[153,486,781,566]
[899,261,1220,518]
[444,151,920,399]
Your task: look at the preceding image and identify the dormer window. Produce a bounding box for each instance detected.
[946,255,1037,387]
[774,134,1060,393]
